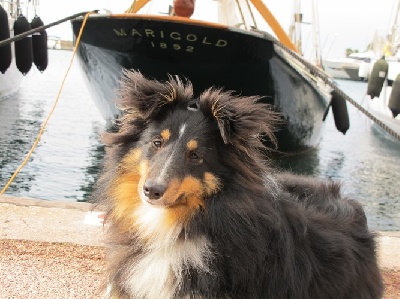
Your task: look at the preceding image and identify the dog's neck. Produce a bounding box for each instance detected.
[108,203,212,298]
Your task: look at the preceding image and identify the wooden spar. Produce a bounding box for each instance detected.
[129,0,298,53]
[248,0,298,53]
[132,0,151,13]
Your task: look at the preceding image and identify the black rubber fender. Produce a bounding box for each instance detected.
[31,16,48,72]
[389,74,400,118]
[0,5,12,74]
[13,15,33,75]
[331,90,350,134]
[367,57,388,99]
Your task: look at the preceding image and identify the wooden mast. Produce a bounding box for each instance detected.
[130,0,151,13]
[249,0,298,52]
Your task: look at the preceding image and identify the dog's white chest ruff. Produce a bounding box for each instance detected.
[122,236,213,299]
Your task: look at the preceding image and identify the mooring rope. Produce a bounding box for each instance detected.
[0,11,96,195]
[0,11,97,48]
[258,30,400,142]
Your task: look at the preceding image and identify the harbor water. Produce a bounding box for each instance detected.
[0,50,399,231]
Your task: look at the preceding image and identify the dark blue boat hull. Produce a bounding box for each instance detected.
[72,15,329,152]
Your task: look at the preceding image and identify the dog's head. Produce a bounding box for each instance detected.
[101,70,280,230]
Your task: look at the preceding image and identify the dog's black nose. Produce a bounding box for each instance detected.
[143,180,166,200]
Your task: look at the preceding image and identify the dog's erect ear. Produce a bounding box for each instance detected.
[199,88,281,148]
[117,70,193,120]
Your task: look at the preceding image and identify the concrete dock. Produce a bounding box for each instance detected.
[1,195,399,269]
[0,195,105,247]
[0,195,399,298]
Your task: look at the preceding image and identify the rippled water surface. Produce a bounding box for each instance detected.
[0,50,105,202]
[1,50,399,230]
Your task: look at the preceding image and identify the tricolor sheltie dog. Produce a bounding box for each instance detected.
[94,70,383,299]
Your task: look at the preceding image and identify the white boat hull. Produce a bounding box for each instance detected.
[323,52,376,81]
[0,15,23,100]
[323,59,362,81]
[0,62,23,100]
[367,84,400,139]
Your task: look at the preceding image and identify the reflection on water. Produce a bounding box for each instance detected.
[0,52,399,230]
[0,50,105,201]
[275,79,400,231]
[77,138,105,202]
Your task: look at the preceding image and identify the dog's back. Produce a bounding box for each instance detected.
[95,71,383,298]
[274,172,383,298]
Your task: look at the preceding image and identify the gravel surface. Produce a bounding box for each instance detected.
[1,239,399,299]
[0,240,106,299]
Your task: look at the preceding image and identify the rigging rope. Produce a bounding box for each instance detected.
[245,0,257,28]
[0,11,97,48]
[259,30,400,142]
[0,11,96,196]
[234,0,247,30]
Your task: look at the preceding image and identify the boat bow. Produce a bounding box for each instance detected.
[71,1,332,151]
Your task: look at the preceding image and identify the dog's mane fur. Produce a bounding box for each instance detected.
[94,71,383,299]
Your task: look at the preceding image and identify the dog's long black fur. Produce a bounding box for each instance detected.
[94,70,383,299]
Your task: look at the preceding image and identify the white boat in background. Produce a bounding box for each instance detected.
[378,0,400,84]
[383,55,400,83]
[365,56,400,140]
[47,35,62,50]
[366,81,400,140]
[323,51,377,81]
[363,1,400,140]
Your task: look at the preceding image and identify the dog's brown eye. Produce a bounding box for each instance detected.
[152,138,163,148]
[188,152,203,164]
[189,152,199,160]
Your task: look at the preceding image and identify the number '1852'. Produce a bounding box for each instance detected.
[150,42,194,52]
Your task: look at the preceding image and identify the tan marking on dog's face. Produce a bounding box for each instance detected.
[164,176,205,226]
[158,178,182,206]
[108,148,144,232]
[121,148,142,167]
[160,129,171,141]
[203,172,221,196]
[137,159,150,210]
[109,172,142,232]
[115,147,213,235]
[133,176,205,241]
[186,139,198,151]
[139,160,149,177]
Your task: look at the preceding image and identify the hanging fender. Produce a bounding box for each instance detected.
[0,5,12,74]
[323,90,350,135]
[31,16,48,72]
[389,73,400,118]
[13,14,33,75]
[367,57,388,99]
